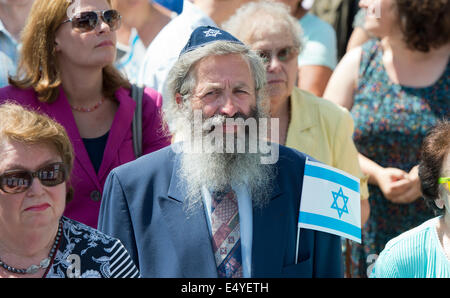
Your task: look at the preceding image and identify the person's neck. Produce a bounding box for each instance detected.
[193,0,232,26]
[270,96,290,145]
[136,4,170,47]
[443,213,450,235]
[59,65,104,107]
[382,35,449,63]
[0,222,59,274]
[0,2,33,41]
[116,24,133,46]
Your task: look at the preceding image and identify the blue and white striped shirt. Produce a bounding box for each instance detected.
[371,216,450,278]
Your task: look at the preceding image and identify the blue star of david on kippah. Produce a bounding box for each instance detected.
[331,187,349,218]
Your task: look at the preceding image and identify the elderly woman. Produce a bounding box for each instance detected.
[0,103,139,278]
[0,0,170,228]
[371,120,450,277]
[223,1,370,222]
[274,0,338,97]
[323,0,449,277]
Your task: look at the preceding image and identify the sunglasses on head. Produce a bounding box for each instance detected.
[439,177,450,191]
[0,162,67,194]
[61,9,121,33]
[256,46,298,65]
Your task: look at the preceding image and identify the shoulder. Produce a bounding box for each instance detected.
[61,216,119,245]
[277,144,312,172]
[59,217,139,278]
[382,217,438,253]
[293,87,353,128]
[372,217,439,277]
[0,85,37,104]
[109,144,176,182]
[301,13,336,41]
[337,45,363,72]
[294,88,349,115]
[117,86,163,112]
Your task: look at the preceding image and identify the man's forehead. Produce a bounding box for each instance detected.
[193,53,253,82]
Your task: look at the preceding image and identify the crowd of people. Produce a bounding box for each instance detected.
[0,0,448,278]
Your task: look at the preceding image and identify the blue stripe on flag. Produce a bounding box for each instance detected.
[304,164,360,193]
[299,211,361,240]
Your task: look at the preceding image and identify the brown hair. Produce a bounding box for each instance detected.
[395,0,450,52]
[0,102,75,202]
[9,0,131,103]
[419,120,450,213]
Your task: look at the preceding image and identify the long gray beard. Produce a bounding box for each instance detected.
[175,110,276,214]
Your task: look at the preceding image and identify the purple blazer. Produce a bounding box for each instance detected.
[0,85,171,228]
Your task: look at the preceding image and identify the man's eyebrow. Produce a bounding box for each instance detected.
[233,82,252,89]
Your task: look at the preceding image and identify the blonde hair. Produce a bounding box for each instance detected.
[0,102,75,201]
[9,0,130,103]
[222,0,303,51]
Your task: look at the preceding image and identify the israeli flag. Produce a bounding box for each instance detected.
[298,159,361,243]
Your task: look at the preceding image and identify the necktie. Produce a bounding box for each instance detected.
[210,187,243,278]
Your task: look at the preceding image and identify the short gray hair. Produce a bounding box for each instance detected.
[164,40,268,133]
[222,0,303,52]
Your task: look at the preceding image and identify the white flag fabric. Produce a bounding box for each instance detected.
[299,159,361,243]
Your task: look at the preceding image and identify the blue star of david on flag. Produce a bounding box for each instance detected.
[298,160,361,243]
[331,187,349,218]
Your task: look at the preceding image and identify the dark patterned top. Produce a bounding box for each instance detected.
[348,39,449,277]
[45,216,139,278]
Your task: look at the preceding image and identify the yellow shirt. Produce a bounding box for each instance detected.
[285,87,369,200]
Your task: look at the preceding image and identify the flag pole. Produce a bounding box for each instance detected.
[295,223,301,264]
[296,156,308,265]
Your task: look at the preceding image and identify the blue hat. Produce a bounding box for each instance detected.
[179,26,244,57]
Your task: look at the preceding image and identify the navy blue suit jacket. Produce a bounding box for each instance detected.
[98,144,343,277]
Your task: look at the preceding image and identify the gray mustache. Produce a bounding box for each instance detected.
[202,113,253,132]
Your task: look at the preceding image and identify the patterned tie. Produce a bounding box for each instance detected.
[210,187,243,278]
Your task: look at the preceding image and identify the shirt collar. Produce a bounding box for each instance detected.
[0,19,18,45]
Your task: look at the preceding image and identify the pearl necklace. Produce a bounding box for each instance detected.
[70,97,105,113]
[0,220,62,275]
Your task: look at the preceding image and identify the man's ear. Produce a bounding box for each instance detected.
[175,93,184,105]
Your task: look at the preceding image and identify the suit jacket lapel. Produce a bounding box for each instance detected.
[51,88,101,190]
[161,150,218,277]
[251,164,288,277]
[98,88,135,182]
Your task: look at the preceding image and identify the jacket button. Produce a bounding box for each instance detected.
[90,190,101,202]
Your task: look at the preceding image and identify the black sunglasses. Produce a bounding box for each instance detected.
[0,162,67,194]
[61,9,121,33]
[256,46,299,65]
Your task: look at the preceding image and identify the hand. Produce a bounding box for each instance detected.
[401,165,422,202]
[374,166,421,204]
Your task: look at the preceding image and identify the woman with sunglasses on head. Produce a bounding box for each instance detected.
[0,0,171,229]
[323,0,449,277]
[223,1,370,229]
[371,120,450,277]
[0,103,139,278]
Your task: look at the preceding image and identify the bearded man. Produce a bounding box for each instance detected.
[98,26,343,278]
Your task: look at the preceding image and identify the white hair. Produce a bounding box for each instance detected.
[163,40,268,136]
[163,40,276,213]
[222,0,303,52]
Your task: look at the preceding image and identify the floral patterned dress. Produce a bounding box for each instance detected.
[45,216,140,278]
[349,39,449,277]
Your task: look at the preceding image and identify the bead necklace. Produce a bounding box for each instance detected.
[0,220,62,275]
[70,97,105,112]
